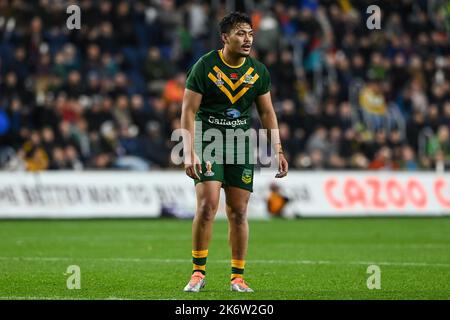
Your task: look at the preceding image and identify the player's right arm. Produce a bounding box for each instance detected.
[181,88,202,180]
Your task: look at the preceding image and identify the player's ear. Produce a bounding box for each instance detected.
[221,32,228,45]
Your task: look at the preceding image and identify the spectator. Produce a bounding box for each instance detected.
[162,72,185,104]
[19,131,49,171]
[426,105,441,133]
[427,125,450,163]
[276,49,297,100]
[113,95,132,129]
[129,94,148,135]
[49,147,68,170]
[400,145,419,171]
[61,71,84,99]
[328,126,343,157]
[351,152,369,170]
[440,102,450,128]
[64,145,84,170]
[305,126,329,157]
[144,46,173,94]
[310,149,325,170]
[142,121,169,167]
[368,147,400,170]
[359,80,387,131]
[113,1,137,46]
[57,121,79,150]
[253,10,280,58]
[266,183,290,218]
[41,126,56,157]
[321,101,340,129]
[406,111,427,153]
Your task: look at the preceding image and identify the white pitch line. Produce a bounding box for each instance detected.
[10,237,449,249]
[0,296,178,300]
[0,256,449,268]
[249,259,450,268]
[0,296,125,300]
[0,296,86,300]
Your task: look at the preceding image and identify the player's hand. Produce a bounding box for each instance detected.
[184,152,202,180]
[275,152,288,178]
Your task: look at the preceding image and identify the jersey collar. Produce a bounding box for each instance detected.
[218,49,246,68]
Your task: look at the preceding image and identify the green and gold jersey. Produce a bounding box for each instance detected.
[185,49,271,132]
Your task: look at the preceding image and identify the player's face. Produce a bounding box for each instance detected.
[224,23,253,57]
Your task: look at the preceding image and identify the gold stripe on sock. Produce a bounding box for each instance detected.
[193,264,206,271]
[192,250,208,258]
[231,274,244,280]
[231,259,245,269]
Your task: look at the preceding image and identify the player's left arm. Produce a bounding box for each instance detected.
[255,92,288,178]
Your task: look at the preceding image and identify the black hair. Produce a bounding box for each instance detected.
[219,12,252,34]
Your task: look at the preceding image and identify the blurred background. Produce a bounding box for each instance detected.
[0,0,449,173]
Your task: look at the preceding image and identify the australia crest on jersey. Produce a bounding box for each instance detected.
[214,72,224,87]
[243,74,254,87]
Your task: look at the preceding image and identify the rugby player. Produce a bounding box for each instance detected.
[181,12,288,293]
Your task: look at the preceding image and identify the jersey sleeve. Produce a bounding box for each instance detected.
[185,59,206,95]
[257,64,271,96]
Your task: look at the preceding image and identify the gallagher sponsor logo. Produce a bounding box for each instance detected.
[225,108,241,119]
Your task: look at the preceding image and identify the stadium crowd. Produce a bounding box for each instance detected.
[0,0,449,171]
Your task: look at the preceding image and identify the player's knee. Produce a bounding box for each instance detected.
[228,208,248,226]
[197,201,217,222]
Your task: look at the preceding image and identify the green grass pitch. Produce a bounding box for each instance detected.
[0,217,449,300]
